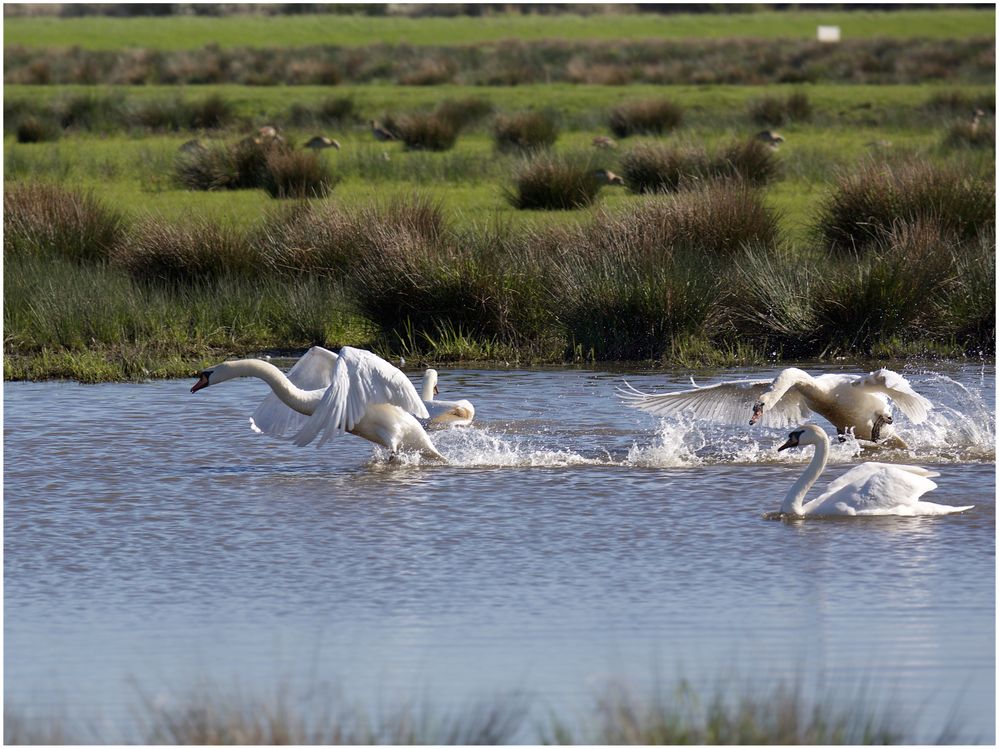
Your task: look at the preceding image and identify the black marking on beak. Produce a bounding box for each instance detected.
[777,430,802,452]
[750,402,764,425]
[433,385,439,396]
[191,371,211,393]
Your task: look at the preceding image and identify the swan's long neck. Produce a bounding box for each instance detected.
[216,360,317,416]
[421,371,437,401]
[781,435,829,515]
[768,368,812,403]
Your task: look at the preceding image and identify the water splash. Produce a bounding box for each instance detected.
[376,424,608,469]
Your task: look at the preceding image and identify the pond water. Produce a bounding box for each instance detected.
[4,362,995,742]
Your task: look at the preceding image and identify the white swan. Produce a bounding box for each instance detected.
[620,367,931,448]
[775,424,972,517]
[191,346,443,459]
[421,368,475,428]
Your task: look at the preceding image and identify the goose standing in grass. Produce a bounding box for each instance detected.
[755,129,785,147]
[191,346,443,459]
[370,120,396,142]
[593,168,625,186]
[304,135,340,150]
[421,368,475,427]
[773,424,972,517]
[620,367,931,448]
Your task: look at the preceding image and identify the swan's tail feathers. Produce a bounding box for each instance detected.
[860,369,933,424]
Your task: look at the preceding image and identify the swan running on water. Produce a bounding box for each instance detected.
[774,424,973,517]
[191,346,443,459]
[620,367,932,448]
[421,368,475,428]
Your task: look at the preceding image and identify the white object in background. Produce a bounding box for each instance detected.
[817,25,841,42]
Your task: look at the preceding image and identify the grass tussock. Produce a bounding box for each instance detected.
[262,149,337,199]
[3,182,126,262]
[5,675,927,745]
[393,112,460,151]
[432,96,495,131]
[548,681,904,745]
[747,90,813,126]
[609,98,683,138]
[15,115,61,143]
[493,111,558,153]
[945,117,995,149]
[620,140,779,193]
[505,152,603,210]
[114,217,258,282]
[817,161,994,253]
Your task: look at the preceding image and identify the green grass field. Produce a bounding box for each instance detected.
[4,7,995,380]
[5,8,994,50]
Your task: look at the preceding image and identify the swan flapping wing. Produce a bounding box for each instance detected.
[292,347,429,447]
[618,378,810,427]
[250,346,338,437]
[854,369,933,424]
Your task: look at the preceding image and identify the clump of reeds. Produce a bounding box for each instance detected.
[15,115,60,143]
[944,117,995,149]
[609,98,683,138]
[619,143,703,193]
[433,97,494,131]
[620,141,779,194]
[493,111,558,153]
[55,91,127,131]
[393,112,460,151]
[548,680,903,745]
[113,217,258,282]
[129,94,235,131]
[504,152,602,210]
[817,160,995,254]
[262,150,337,198]
[287,96,357,128]
[174,136,296,192]
[3,182,125,263]
[748,90,812,126]
[811,220,958,352]
[714,138,780,185]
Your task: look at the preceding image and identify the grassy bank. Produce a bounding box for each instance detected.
[5,162,993,382]
[4,676,939,745]
[5,8,993,50]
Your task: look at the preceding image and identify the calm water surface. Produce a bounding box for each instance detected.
[4,362,995,742]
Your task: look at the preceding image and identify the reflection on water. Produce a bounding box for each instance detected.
[3,362,995,742]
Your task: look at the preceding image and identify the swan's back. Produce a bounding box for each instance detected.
[809,462,970,516]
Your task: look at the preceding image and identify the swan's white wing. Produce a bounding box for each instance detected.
[619,378,809,428]
[292,347,428,447]
[855,369,933,424]
[250,347,338,437]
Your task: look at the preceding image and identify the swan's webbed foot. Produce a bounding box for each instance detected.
[871,414,893,443]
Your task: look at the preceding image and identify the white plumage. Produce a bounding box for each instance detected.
[620,367,932,446]
[420,368,475,428]
[775,424,973,517]
[191,346,441,459]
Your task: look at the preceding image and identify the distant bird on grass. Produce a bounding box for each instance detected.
[370,120,397,142]
[593,168,625,186]
[592,135,617,149]
[755,129,785,148]
[178,139,205,154]
[304,135,341,150]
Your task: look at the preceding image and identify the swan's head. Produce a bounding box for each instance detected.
[777,424,825,451]
[190,362,239,393]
